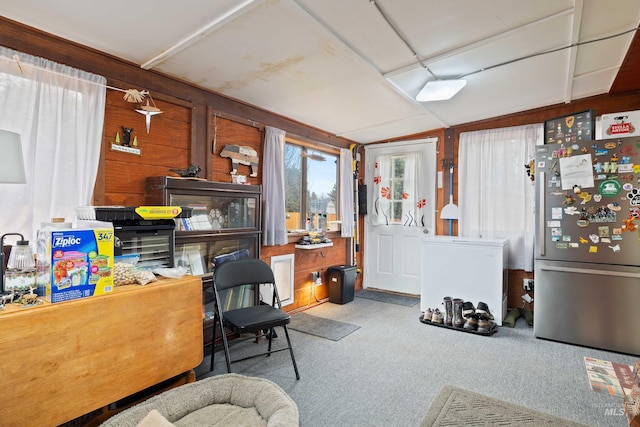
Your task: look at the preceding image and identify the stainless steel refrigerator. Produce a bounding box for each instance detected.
[534,136,640,355]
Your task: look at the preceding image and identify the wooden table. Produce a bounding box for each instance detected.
[0,275,203,427]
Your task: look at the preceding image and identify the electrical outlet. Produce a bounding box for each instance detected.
[523,278,533,291]
[311,271,320,281]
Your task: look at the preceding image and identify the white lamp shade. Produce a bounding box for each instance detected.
[0,130,26,183]
[416,79,467,102]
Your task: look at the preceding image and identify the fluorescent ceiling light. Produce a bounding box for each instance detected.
[416,79,467,102]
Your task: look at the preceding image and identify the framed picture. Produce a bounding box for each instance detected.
[544,109,595,144]
[175,245,205,275]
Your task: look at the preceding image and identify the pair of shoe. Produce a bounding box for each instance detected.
[461,301,494,331]
[475,302,494,320]
[464,316,494,332]
[461,301,494,319]
[422,307,444,323]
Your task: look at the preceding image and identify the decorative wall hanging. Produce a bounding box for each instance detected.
[135,95,162,133]
[111,126,141,155]
[219,144,259,177]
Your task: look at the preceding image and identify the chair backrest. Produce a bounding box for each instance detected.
[213,259,281,311]
[214,258,275,291]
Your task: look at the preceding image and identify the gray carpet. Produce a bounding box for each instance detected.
[198,296,635,427]
[288,312,360,341]
[420,385,589,427]
[356,289,419,307]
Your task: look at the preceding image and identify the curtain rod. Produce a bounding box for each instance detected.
[0,51,152,102]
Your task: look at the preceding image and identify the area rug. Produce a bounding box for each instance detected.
[356,289,419,307]
[288,313,360,341]
[420,385,588,427]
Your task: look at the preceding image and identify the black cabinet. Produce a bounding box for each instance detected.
[145,177,262,352]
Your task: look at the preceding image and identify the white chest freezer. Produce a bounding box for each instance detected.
[421,236,509,325]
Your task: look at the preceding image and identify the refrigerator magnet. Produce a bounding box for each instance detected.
[565,206,580,215]
[627,188,640,204]
[608,244,621,252]
[598,226,610,237]
[589,246,598,253]
[578,191,592,204]
[622,216,637,231]
[599,180,622,196]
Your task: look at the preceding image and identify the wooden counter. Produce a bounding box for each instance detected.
[0,275,203,427]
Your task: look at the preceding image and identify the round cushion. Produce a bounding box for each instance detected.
[100,373,299,427]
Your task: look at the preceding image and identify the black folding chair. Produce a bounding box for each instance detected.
[211,258,300,380]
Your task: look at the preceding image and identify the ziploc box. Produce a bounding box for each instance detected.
[48,228,114,303]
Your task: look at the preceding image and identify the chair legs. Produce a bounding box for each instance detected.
[210,318,217,372]
[210,323,300,380]
[210,317,232,374]
[282,325,300,380]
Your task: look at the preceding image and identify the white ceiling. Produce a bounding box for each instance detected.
[2,0,640,143]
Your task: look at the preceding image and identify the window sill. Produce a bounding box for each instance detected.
[294,242,334,250]
[287,231,340,244]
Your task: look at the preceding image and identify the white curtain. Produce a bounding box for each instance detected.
[262,126,287,245]
[371,152,424,227]
[459,124,542,271]
[339,148,354,237]
[0,46,106,242]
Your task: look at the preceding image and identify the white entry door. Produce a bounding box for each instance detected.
[363,139,437,295]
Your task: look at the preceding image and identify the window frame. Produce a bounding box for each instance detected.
[284,137,340,232]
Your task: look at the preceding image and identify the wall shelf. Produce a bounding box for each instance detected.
[295,242,333,250]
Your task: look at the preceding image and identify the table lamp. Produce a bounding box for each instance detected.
[0,130,26,183]
[0,129,27,293]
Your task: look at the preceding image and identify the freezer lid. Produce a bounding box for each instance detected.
[421,235,508,247]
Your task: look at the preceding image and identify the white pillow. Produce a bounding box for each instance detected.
[136,409,175,427]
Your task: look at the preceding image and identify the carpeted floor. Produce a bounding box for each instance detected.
[288,312,360,341]
[421,385,589,427]
[356,289,419,307]
[198,296,635,426]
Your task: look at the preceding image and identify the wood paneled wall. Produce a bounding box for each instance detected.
[262,238,349,311]
[210,115,263,185]
[96,91,192,206]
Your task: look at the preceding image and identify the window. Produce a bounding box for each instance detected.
[389,155,406,223]
[284,141,338,232]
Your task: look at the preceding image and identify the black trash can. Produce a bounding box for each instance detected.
[327,265,357,304]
